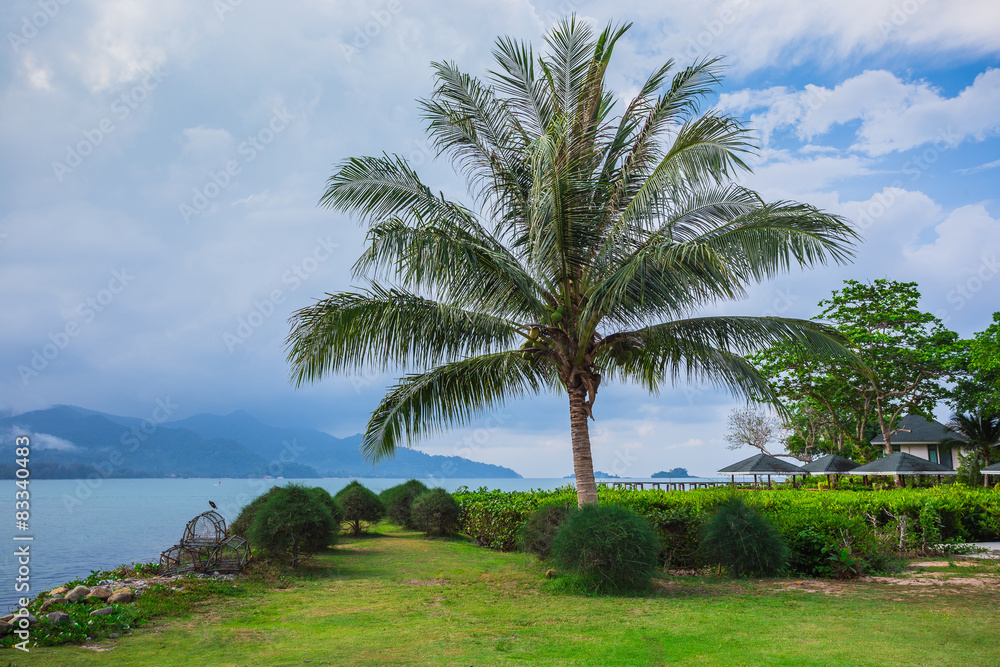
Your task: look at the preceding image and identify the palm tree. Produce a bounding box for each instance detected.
[943,412,1000,487]
[286,18,858,505]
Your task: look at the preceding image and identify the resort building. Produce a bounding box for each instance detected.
[869,414,969,469]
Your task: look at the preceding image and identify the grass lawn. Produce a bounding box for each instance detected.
[8,525,1000,666]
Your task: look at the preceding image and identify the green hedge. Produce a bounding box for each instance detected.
[453,485,1000,576]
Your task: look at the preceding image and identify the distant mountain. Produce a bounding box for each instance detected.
[564,470,619,479]
[0,405,520,479]
[0,406,276,478]
[166,410,520,478]
[651,468,697,478]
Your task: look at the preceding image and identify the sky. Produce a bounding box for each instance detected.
[1,0,999,478]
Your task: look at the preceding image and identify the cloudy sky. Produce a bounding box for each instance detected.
[2,0,998,478]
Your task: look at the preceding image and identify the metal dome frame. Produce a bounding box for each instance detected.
[159,509,252,575]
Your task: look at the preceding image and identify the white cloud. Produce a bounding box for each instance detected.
[738,153,875,199]
[904,204,1000,280]
[956,158,1000,175]
[609,0,1000,75]
[3,428,79,451]
[719,68,1000,155]
[21,54,54,91]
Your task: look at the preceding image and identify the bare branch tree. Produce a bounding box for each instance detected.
[724,406,810,461]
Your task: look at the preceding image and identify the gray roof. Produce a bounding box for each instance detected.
[718,453,807,475]
[870,414,968,445]
[848,451,957,476]
[801,454,860,474]
[981,461,1000,475]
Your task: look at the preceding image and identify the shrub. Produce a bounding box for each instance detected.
[455,485,1000,576]
[411,488,461,537]
[335,481,386,536]
[551,504,660,593]
[701,497,788,577]
[230,486,284,537]
[648,504,709,571]
[307,486,344,527]
[519,501,572,559]
[247,484,337,567]
[380,479,430,528]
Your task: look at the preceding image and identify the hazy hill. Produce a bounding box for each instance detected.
[165,410,520,478]
[0,405,520,479]
[651,468,697,478]
[0,405,273,478]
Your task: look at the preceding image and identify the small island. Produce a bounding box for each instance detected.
[564,471,620,479]
[651,468,697,479]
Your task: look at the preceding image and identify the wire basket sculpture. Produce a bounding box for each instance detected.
[208,536,251,573]
[158,543,198,575]
[181,511,228,547]
[159,510,251,575]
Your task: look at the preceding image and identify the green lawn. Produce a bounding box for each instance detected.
[8,526,1000,666]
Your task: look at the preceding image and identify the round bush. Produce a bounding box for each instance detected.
[411,488,461,537]
[700,497,788,578]
[230,486,284,537]
[551,504,660,593]
[335,481,386,536]
[247,484,336,567]
[519,501,572,560]
[380,479,429,528]
[307,486,344,527]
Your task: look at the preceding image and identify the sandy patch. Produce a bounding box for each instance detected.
[81,644,115,652]
[402,579,449,586]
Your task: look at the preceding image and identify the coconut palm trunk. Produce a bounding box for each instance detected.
[286,17,858,507]
[569,383,599,504]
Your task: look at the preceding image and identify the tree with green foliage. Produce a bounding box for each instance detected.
[750,337,874,458]
[247,484,337,567]
[285,18,857,506]
[819,280,961,454]
[335,481,386,535]
[951,312,1000,416]
[752,279,961,459]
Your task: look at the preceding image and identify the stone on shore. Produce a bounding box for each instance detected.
[90,607,115,617]
[64,585,92,603]
[108,588,134,604]
[89,586,113,601]
[47,611,71,624]
[39,597,65,612]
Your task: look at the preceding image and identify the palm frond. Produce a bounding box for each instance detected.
[285,286,520,385]
[354,215,548,319]
[362,352,559,461]
[320,153,456,224]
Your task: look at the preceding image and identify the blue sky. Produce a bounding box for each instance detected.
[2,0,998,477]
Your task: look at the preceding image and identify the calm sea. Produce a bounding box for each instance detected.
[0,476,715,612]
